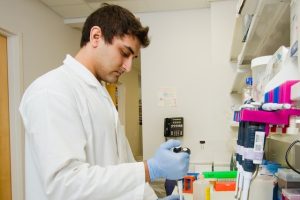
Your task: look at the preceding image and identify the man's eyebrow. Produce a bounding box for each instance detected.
[124,45,136,56]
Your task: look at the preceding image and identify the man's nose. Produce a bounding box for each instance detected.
[122,58,133,72]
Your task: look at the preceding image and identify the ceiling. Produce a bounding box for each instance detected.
[39,0,232,29]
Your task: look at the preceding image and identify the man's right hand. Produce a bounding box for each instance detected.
[147,140,190,181]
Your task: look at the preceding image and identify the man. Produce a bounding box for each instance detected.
[19,3,189,200]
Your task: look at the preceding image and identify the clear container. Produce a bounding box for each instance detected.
[193,176,210,200]
[277,168,300,182]
[251,56,272,102]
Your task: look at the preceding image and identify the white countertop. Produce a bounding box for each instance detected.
[173,186,235,200]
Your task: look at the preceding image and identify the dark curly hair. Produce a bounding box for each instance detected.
[80,3,150,48]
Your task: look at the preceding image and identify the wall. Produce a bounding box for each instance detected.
[139,0,238,168]
[0,0,81,88]
[210,0,240,164]
[0,0,81,199]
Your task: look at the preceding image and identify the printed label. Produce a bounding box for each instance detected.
[254,131,265,152]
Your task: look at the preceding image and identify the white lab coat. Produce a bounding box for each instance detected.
[19,55,157,200]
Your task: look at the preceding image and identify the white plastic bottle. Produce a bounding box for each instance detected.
[193,175,210,200]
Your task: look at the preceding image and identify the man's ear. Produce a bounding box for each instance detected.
[89,26,102,48]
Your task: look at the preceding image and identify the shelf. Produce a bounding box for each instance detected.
[230,0,291,94]
[230,0,290,65]
[237,0,259,15]
[230,121,239,127]
[230,0,259,62]
[230,15,243,62]
[230,65,251,94]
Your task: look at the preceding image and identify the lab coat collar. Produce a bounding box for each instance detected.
[63,54,108,98]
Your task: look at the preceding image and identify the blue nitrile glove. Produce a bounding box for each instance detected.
[158,194,184,200]
[147,139,190,181]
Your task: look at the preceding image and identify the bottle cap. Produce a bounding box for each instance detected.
[246,77,253,86]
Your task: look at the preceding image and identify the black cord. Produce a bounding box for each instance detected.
[285,140,300,174]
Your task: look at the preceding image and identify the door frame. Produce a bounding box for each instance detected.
[0,28,24,200]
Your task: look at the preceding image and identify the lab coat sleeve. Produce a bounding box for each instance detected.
[20,89,147,200]
[117,124,157,200]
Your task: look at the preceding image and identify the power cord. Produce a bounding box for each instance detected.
[285,140,300,174]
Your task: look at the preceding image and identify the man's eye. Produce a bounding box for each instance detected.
[121,51,130,57]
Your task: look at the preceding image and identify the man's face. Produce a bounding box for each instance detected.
[94,34,141,83]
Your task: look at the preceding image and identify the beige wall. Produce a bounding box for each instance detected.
[138,0,239,166]
[0,0,81,88]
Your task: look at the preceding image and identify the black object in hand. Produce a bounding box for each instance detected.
[173,146,191,155]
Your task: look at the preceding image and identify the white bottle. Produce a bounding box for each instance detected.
[193,175,210,200]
